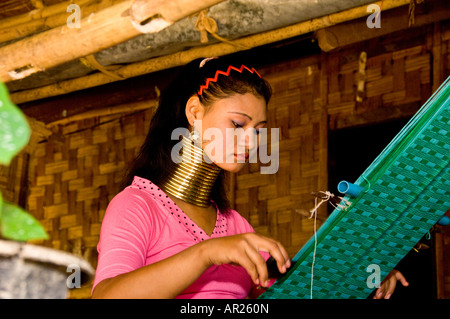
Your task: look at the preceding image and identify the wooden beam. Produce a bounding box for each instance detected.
[47,99,158,127]
[0,0,93,30]
[10,0,411,104]
[19,69,168,124]
[0,0,124,43]
[316,0,450,52]
[330,101,420,130]
[0,0,225,82]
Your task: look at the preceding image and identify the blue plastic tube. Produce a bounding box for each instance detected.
[438,216,450,226]
[337,180,365,198]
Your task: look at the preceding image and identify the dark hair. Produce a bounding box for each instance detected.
[121,56,272,212]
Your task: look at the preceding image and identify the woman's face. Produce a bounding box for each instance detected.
[193,93,267,173]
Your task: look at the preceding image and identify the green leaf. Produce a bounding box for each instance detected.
[1,202,49,241]
[0,81,31,165]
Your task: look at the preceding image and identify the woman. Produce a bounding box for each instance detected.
[91,57,407,299]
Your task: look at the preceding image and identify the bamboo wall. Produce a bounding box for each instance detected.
[0,153,27,207]
[2,20,449,298]
[27,110,155,263]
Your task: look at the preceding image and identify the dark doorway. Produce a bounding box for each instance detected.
[328,118,435,299]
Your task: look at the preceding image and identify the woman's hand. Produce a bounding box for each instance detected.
[203,232,290,288]
[93,232,289,299]
[373,269,409,299]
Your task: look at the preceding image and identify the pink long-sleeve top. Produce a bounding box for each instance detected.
[93,176,268,298]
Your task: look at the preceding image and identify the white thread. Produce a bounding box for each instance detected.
[309,196,319,299]
[308,191,351,298]
[311,191,352,212]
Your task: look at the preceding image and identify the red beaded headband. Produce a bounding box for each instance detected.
[197,64,262,96]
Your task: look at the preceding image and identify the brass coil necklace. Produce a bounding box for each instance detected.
[161,135,221,207]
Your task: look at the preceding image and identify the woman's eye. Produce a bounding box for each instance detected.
[232,121,243,128]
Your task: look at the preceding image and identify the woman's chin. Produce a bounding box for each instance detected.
[214,161,247,173]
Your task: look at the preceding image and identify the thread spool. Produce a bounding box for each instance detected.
[337,181,364,198]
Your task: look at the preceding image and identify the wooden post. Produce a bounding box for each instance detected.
[0,0,225,82]
[431,22,444,93]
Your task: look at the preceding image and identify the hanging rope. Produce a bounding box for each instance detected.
[309,196,319,299]
[194,9,249,50]
[356,51,367,103]
[79,54,124,80]
[408,0,424,27]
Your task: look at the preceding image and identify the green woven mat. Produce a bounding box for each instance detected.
[260,76,450,299]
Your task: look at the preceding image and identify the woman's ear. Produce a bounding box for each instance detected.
[185,95,205,127]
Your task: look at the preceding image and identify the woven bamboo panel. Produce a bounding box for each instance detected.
[328,44,431,130]
[0,151,27,205]
[26,110,153,272]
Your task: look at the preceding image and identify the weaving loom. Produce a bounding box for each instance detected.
[260,76,450,299]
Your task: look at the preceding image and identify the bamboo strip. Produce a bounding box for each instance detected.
[9,0,411,104]
[0,0,124,43]
[0,0,95,30]
[0,0,225,82]
[47,99,158,126]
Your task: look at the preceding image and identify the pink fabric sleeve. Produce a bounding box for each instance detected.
[231,210,271,262]
[230,210,277,294]
[92,189,154,291]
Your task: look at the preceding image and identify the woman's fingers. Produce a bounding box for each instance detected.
[256,236,290,274]
[395,270,409,287]
[374,276,395,299]
[273,240,291,272]
[245,234,291,284]
[205,233,290,286]
[384,276,397,299]
[373,270,409,299]
[245,246,270,286]
[237,250,260,285]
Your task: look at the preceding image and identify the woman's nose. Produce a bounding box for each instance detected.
[242,128,258,151]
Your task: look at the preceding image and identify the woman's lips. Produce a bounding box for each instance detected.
[235,153,249,162]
